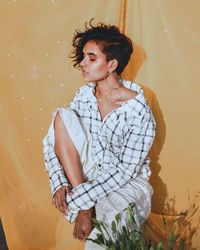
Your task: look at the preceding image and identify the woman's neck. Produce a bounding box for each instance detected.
[95,74,121,99]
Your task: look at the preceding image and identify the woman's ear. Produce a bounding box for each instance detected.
[108,59,118,73]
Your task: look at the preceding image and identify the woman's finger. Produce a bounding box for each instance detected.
[55,196,60,210]
[77,228,85,241]
[61,200,68,214]
[54,194,64,213]
[65,186,73,196]
[59,191,68,214]
[80,232,86,241]
[61,194,68,209]
[52,187,69,214]
[76,229,82,240]
[57,195,65,213]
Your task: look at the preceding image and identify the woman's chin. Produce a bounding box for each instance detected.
[82,76,94,82]
[83,78,91,82]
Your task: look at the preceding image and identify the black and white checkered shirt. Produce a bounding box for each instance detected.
[43,80,156,222]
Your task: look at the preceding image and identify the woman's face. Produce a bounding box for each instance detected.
[80,40,110,82]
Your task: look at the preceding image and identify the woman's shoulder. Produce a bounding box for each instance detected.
[119,80,143,106]
[120,79,156,125]
[120,86,137,101]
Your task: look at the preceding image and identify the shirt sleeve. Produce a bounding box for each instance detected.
[43,135,69,197]
[66,113,156,221]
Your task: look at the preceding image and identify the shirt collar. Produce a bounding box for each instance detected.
[85,79,147,115]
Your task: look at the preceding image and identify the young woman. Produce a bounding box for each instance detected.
[43,21,156,249]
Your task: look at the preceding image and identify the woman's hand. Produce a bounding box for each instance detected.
[73,207,95,241]
[52,186,71,215]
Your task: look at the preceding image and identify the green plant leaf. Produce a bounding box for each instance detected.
[87,237,105,247]
[111,220,117,235]
[115,213,121,225]
[167,232,176,248]
[156,242,164,250]
[90,201,193,250]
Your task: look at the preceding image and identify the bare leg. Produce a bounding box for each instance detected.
[54,112,86,188]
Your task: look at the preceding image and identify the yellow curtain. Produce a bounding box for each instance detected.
[0,0,199,249]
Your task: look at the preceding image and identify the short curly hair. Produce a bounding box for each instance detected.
[70,20,133,75]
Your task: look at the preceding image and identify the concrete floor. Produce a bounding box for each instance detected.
[0,219,8,250]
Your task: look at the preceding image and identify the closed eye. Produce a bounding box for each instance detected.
[82,52,96,61]
[89,55,96,61]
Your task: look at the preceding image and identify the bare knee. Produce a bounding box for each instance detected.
[54,112,72,141]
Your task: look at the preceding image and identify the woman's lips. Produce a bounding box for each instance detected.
[82,70,89,76]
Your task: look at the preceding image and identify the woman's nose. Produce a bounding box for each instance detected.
[80,57,86,67]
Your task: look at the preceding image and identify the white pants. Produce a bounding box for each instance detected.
[48,108,153,250]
